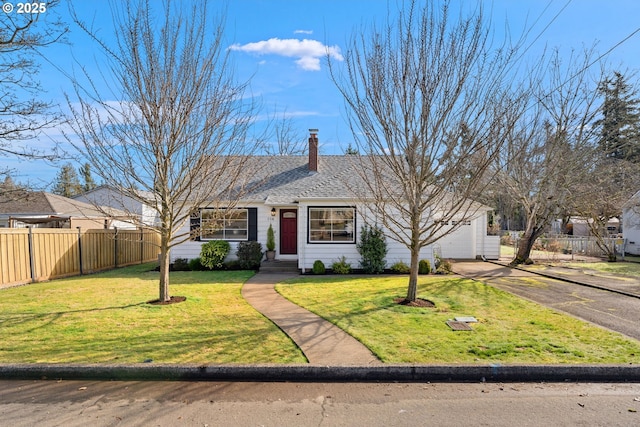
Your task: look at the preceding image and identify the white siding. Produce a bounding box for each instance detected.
[297,200,434,271]
[623,207,640,255]
[170,203,272,262]
[437,223,475,259]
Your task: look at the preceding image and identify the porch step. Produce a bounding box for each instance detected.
[259,260,299,273]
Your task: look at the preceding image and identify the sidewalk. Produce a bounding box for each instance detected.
[241,272,381,366]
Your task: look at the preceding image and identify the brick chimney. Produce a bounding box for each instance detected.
[308,129,319,173]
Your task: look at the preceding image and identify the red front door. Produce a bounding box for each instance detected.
[280,209,297,255]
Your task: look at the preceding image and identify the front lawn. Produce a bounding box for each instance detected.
[0,264,305,364]
[276,275,640,364]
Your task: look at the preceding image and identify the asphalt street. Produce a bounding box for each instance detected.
[2,380,640,426]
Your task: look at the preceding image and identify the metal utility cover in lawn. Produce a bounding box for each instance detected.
[446,321,474,331]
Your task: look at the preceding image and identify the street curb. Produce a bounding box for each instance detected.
[486,260,640,299]
[1,364,640,383]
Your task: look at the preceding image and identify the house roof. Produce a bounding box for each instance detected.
[0,191,127,218]
[219,155,491,213]
[623,190,640,211]
[229,155,374,204]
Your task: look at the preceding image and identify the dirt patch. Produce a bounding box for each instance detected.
[147,296,187,305]
[394,297,435,308]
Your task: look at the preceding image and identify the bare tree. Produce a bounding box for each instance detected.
[67,0,261,302]
[266,113,306,155]
[573,157,639,261]
[496,49,601,265]
[330,0,528,302]
[0,0,66,179]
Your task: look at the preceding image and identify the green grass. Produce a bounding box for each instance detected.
[276,275,640,364]
[550,261,640,277]
[0,263,305,364]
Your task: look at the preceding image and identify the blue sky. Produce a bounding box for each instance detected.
[5,0,640,186]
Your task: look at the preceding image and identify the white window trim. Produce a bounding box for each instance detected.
[308,207,356,244]
[200,208,249,241]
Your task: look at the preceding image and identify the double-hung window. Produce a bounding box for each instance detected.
[201,208,248,240]
[308,207,355,243]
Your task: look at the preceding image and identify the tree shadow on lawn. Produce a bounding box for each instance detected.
[0,302,147,333]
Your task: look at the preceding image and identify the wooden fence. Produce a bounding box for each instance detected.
[0,228,160,286]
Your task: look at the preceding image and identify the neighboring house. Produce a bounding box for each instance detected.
[553,217,621,237]
[73,185,159,227]
[172,131,499,271]
[0,191,132,229]
[623,190,640,255]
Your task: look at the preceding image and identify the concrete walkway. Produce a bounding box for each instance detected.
[241,272,381,366]
[242,273,381,366]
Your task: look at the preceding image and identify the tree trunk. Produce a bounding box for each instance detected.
[510,225,543,266]
[159,239,170,302]
[405,244,420,302]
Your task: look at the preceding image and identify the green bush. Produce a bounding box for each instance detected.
[188,257,205,271]
[266,223,276,251]
[331,256,351,274]
[418,259,431,274]
[435,258,453,274]
[171,258,190,271]
[390,260,410,274]
[223,260,242,270]
[236,241,263,270]
[312,260,326,275]
[200,240,231,270]
[357,225,387,274]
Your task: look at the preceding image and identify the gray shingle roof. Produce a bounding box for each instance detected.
[235,155,372,203]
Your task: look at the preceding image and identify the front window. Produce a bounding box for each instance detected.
[309,207,355,243]
[201,208,248,240]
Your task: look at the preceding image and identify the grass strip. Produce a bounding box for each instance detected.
[277,275,640,364]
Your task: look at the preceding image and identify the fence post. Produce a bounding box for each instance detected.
[140,228,144,264]
[27,227,36,283]
[77,227,83,275]
[114,227,118,268]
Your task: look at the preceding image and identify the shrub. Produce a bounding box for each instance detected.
[390,260,410,274]
[418,259,431,274]
[200,240,230,270]
[435,258,453,274]
[236,241,263,270]
[266,223,276,252]
[331,256,351,274]
[223,260,242,270]
[357,225,387,274]
[312,260,326,275]
[172,258,190,271]
[188,257,204,271]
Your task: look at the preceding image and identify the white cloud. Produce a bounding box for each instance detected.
[229,38,343,71]
[294,30,313,35]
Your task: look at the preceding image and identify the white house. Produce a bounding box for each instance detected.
[171,131,500,271]
[73,185,159,228]
[623,190,640,255]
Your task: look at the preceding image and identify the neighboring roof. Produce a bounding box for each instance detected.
[73,184,155,203]
[0,191,127,218]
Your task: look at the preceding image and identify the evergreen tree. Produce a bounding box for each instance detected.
[52,163,82,197]
[595,72,640,162]
[344,143,359,155]
[78,162,97,192]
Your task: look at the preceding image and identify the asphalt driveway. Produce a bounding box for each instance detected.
[452,261,640,342]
